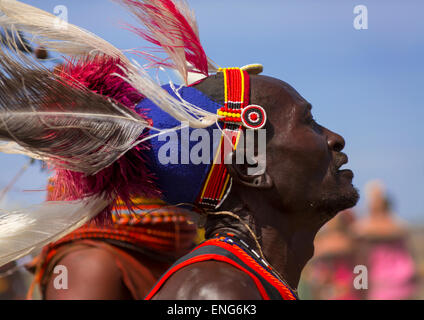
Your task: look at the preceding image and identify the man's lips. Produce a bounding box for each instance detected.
[335,153,354,179]
[335,153,348,170]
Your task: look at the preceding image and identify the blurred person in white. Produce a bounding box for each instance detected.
[353,180,418,299]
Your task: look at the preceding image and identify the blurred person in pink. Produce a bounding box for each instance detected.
[353,180,418,300]
[301,209,359,300]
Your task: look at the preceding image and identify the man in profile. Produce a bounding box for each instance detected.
[145,72,360,300]
[0,0,359,300]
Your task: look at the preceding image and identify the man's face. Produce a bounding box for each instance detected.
[251,75,359,221]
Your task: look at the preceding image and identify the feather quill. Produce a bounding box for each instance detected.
[0,46,149,175]
[0,196,110,267]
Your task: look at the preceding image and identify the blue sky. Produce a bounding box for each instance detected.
[1,0,423,222]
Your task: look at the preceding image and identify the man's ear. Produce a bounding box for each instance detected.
[225,150,273,189]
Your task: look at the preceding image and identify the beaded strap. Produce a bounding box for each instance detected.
[196,68,249,209]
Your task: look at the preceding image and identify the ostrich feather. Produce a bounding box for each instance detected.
[0,47,149,175]
[0,0,129,63]
[114,0,210,84]
[0,196,110,267]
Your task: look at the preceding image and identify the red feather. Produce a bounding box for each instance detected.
[116,0,209,82]
[50,55,160,223]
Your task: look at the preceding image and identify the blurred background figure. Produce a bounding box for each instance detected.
[300,210,358,300]
[0,261,31,300]
[352,180,418,300]
[300,179,421,300]
[26,195,198,300]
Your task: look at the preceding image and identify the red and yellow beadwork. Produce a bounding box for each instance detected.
[196,67,265,209]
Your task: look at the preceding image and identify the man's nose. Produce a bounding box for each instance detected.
[325,128,345,152]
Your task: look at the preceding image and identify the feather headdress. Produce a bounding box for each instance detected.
[0,0,221,266]
[0,0,218,127]
[0,35,155,265]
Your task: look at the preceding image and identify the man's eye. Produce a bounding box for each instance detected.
[305,116,314,124]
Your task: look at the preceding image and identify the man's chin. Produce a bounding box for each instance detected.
[313,184,360,221]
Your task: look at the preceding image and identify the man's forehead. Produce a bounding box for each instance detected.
[277,83,312,112]
[252,75,309,104]
[195,73,312,115]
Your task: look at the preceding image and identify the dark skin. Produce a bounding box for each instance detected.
[45,247,132,299]
[152,74,359,299]
[44,245,171,299]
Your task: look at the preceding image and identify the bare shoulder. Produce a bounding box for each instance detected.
[152,260,263,300]
[44,245,131,299]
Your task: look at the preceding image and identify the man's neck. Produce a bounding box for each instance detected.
[205,203,322,290]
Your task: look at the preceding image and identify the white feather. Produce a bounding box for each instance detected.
[0,196,110,267]
[0,0,130,63]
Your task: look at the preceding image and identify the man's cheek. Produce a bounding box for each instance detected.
[304,136,331,173]
[290,130,328,160]
[302,144,329,177]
